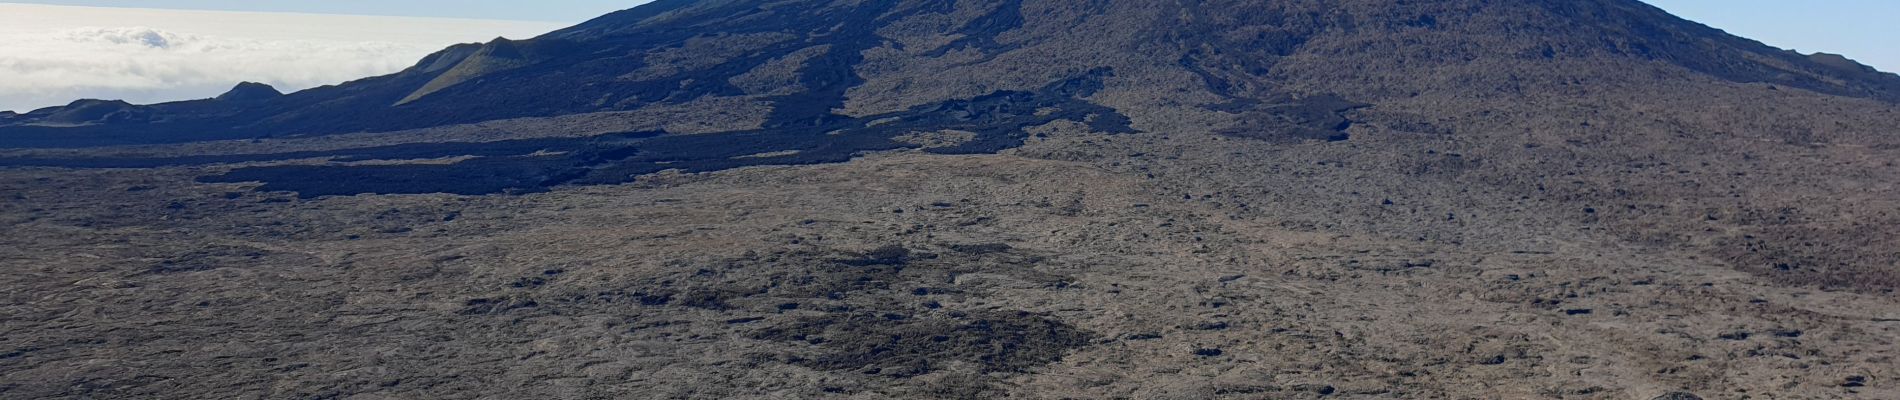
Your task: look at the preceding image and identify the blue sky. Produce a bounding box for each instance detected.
[1646,0,1898,72]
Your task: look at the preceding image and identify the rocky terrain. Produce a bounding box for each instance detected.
[3,0,1900,399]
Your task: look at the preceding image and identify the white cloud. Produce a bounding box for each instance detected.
[0,4,563,112]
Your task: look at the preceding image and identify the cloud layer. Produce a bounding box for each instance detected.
[0,4,561,112]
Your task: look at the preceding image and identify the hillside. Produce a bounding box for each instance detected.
[2,0,1899,398]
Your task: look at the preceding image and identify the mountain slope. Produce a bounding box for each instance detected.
[3,0,1900,399]
[0,0,1895,147]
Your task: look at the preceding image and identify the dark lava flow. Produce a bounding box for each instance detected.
[0,132,663,170]
[0,71,1135,198]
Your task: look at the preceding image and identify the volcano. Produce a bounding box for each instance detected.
[3,1,1899,398]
